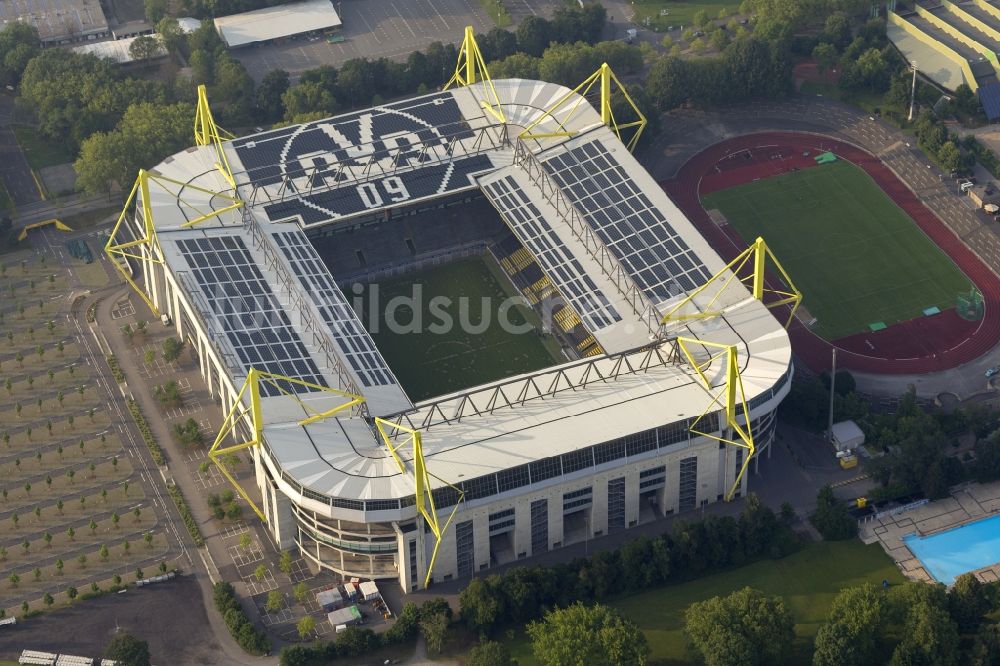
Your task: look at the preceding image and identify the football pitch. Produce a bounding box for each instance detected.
[700,160,972,340]
[357,257,563,401]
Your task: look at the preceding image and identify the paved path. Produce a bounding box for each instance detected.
[0,95,41,208]
[646,96,1000,399]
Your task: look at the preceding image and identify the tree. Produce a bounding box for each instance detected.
[0,22,41,87]
[813,583,887,666]
[156,17,185,55]
[129,35,162,61]
[517,16,552,57]
[948,573,991,633]
[684,588,795,665]
[293,581,309,603]
[460,575,505,635]
[266,590,284,612]
[43,592,53,608]
[890,600,958,666]
[813,42,838,73]
[420,611,450,655]
[144,0,167,22]
[66,586,77,600]
[254,564,267,581]
[279,550,293,574]
[76,102,193,195]
[527,602,649,666]
[161,337,184,363]
[467,640,515,666]
[105,632,151,666]
[938,141,961,174]
[296,615,316,639]
[810,485,857,540]
[256,69,290,122]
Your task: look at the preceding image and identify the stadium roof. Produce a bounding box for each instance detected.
[143,79,792,503]
[213,0,341,48]
[1,0,108,43]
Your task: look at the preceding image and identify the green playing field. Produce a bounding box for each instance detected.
[357,256,563,401]
[700,160,972,340]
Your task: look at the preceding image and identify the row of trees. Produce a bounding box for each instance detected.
[278,495,795,664]
[458,495,796,637]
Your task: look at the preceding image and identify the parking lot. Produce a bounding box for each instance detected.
[236,0,551,82]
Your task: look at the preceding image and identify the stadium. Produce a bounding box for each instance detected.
[105,31,794,591]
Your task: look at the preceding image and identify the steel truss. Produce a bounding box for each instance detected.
[373,419,464,588]
[381,338,682,432]
[238,123,508,211]
[520,63,647,152]
[445,26,507,123]
[241,210,367,401]
[661,236,802,329]
[511,138,663,333]
[209,369,365,521]
[104,169,243,315]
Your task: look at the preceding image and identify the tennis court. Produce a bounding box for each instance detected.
[701,159,972,340]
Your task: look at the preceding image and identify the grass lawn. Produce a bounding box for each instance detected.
[11,126,74,170]
[631,0,741,31]
[700,160,972,340]
[358,257,562,401]
[505,540,904,665]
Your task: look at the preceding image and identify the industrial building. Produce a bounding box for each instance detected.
[106,33,795,591]
[0,0,108,44]
[213,0,342,48]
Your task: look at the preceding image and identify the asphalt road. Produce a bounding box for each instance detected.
[0,95,41,208]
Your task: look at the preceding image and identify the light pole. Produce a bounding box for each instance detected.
[827,347,837,442]
[908,62,918,122]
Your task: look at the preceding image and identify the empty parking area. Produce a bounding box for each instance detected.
[237,0,498,81]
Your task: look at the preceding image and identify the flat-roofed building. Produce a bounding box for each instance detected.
[213,0,342,48]
[0,0,109,44]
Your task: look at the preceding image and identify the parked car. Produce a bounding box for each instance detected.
[985,365,1000,378]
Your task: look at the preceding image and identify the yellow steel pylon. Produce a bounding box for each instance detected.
[444,26,506,123]
[661,236,802,328]
[676,338,754,501]
[194,84,238,187]
[520,63,647,151]
[374,418,464,588]
[208,369,366,521]
[103,169,244,315]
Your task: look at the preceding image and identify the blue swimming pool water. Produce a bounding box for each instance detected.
[903,513,1000,584]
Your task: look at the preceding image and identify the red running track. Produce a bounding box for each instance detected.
[661,132,1000,375]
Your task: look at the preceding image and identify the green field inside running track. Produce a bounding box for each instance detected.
[700,160,972,340]
[356,256,563,401]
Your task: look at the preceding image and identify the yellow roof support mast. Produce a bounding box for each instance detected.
[444,26,507,123]
[208,369,366,522]
[520,63,647,152]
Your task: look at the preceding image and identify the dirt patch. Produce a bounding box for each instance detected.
[0,574,229,664]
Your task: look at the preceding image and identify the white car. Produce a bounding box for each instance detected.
[986,365,1000,378]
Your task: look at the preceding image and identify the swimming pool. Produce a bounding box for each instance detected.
[903,513,1000,584]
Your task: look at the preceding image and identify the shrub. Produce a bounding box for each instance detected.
[126,400,166,465]
[213,581,271,655]
[167,483,204,546]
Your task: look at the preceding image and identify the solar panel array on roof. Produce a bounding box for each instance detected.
[176,236,328,397]
[544,140,712,301]
[272,231,396,388]
[482,175,622,331]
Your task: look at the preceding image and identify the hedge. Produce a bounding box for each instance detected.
[167,483,204,547]
[106,354,125,383]
[125,399,166,466]
[213,581,271,655]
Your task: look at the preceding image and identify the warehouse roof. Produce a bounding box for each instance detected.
[213,0,341,48]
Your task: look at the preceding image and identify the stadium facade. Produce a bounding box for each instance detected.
[107,47,793,591]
